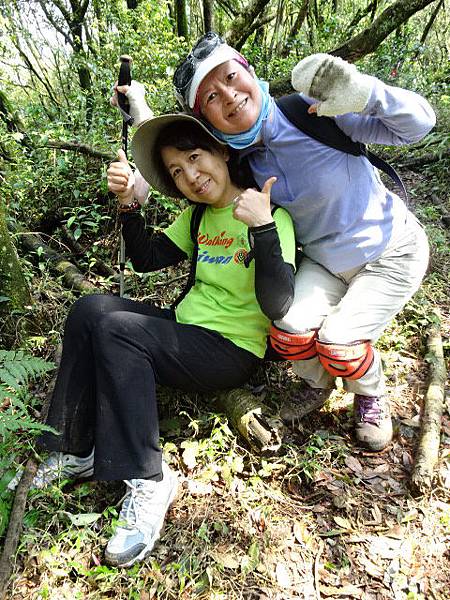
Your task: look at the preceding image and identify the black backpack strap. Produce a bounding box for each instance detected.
[171,203,206,310]
[244,204,279,268]
[276,95,365,156]
[365,149,408,204]
[276,94,408,204]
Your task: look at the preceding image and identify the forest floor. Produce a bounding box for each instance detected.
[4,164,450,599]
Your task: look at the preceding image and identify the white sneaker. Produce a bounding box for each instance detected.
[104,461,178,567]
[7,448,95,491]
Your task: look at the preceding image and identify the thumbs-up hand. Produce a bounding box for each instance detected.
[232,177,277,227]
[107,149,135,205]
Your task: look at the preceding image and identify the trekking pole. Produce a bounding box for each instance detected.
[116,55,133,297]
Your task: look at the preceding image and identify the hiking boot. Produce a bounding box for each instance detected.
[353,394,393,451]
[280,386,332,424]
[7,448,95,491]
[104,461,178,568]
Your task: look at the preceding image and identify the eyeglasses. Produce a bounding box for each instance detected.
[173,32,225,98]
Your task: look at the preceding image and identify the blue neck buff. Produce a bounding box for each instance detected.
[209,79,271,149]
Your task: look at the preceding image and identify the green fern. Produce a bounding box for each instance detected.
[0,349,55,446]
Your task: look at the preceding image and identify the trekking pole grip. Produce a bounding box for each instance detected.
[117,55,133,153]
[118,55,132,112]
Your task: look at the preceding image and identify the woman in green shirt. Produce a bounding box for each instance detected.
[32,114,296,568]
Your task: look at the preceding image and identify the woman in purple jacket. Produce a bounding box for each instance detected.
[116,32,435,452]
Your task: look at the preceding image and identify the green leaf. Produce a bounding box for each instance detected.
[67,512,102,527]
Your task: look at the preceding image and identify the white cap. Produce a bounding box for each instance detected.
[187,44,243,108]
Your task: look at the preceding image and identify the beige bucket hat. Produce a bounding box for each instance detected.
[130,113,225,198]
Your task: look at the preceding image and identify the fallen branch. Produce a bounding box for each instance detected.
[214,388,284,455]
[398,148,450,169]
[411,311,447,494]
[0,346,60,599]
[59,226,117,279]
[14,227,97,293]
[153,273,188,287]
[0,459,38,599]
[43,139,114,162]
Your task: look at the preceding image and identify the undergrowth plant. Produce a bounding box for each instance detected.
[0,349,56,536]
[0,349,55,469]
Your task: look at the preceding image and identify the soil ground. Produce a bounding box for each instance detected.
[4,165,450,599]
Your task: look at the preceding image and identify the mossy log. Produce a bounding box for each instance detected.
[15,228,97,293]
[0,203,31,312]
[411,313,447,494]
[214,388,284,455]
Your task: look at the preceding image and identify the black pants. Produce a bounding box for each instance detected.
[39,295,260,481]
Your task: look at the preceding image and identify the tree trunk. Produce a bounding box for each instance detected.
[175,0,189,38]
[346,1,377,35]
[419,0,444,45]
[331,0,438,62]
[12,225,97,294]
[0,91,32,150]
[214,388,284,455]
[225,0,272,50]
[280,0,310,57]
[0,202,31,346]
[203,0,214,31]
[269,0,438,96]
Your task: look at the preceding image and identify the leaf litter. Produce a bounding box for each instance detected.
[6,169,450,599]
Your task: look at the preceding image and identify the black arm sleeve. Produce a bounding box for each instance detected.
[251,222,295,321]
[120,212,187,272]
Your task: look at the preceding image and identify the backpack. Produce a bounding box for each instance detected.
[239,94,408,204]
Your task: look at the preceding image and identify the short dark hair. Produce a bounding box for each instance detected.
[154,121,258,198]
[154,121,224,198]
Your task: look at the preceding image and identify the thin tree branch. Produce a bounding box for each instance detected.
[36,0,74,46]
[225,0,272,49]
[43,140,114,161]
[269,0,439,95]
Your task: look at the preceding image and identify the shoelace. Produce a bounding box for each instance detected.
[356,396,383,426]
[121,479,157,529]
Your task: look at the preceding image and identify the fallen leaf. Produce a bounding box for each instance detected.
[333,516,353,530]
[211,552,240,570]
[320,584,363,598]
[369,536,403,559]
[384,524,404,539]
[187,479,213,496]
[345,456,363,473]
[400,417,421,428]
[357,556,384,578]
[275,562,291,588]
[370,504,383,524]
[67,512,101,527]
[181,442,198,470]
[293,520,310,544]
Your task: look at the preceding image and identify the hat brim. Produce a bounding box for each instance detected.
[130,113,225,198]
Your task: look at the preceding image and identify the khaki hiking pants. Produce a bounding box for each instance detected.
[275,214,429,397]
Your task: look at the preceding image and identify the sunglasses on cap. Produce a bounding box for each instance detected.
[173,32,225,97]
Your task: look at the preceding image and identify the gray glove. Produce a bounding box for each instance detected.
[291,53,372,116]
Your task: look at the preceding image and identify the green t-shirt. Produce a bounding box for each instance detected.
[164,203,296,358]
